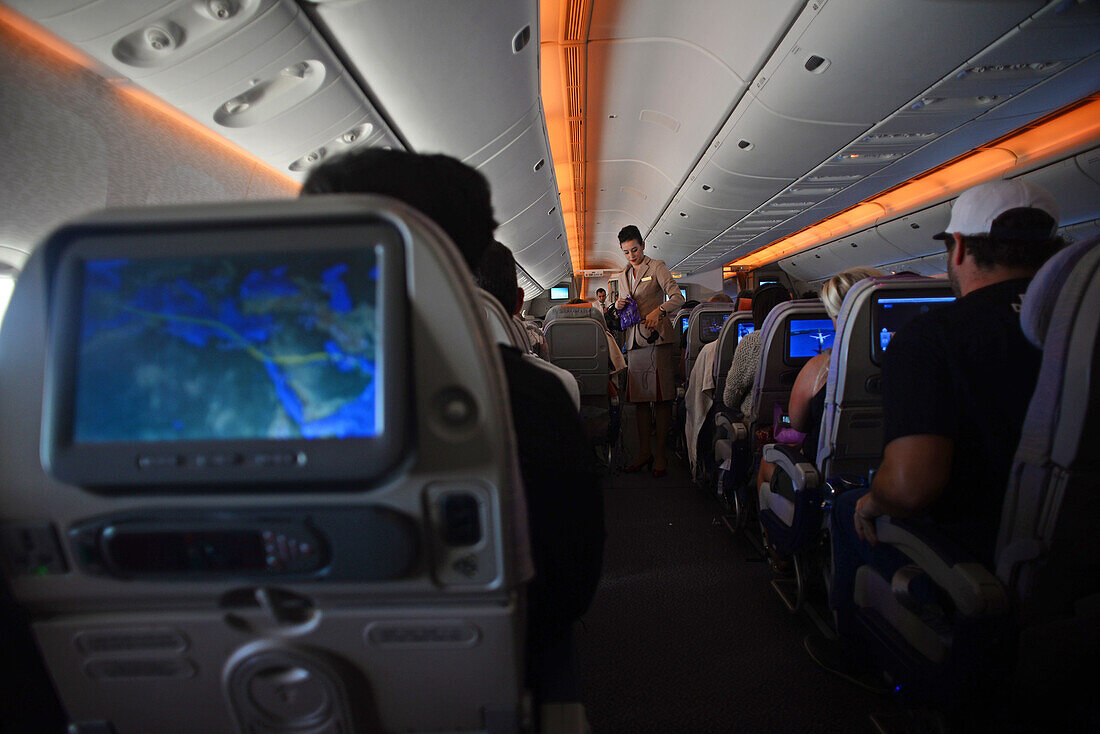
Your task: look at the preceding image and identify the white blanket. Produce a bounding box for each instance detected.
[685,340,719,475]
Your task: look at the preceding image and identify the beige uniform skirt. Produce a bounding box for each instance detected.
[625,342,676,403]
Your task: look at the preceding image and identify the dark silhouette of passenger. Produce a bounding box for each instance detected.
[300,148,604,704]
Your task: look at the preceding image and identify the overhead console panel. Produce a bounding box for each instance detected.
[7,0,405,181]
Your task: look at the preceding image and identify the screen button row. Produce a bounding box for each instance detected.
[136,453,308,470]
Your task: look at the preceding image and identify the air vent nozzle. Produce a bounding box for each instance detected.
[513,25,532,53]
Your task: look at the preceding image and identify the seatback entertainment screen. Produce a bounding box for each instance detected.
[42,217,408,490]
[74,250,380,443]
[874,295,955,358]
[698,311,730,344]
[737,322,755,343]
[550,286,569,300]
[681,315,690,334]
[787,317,835,360]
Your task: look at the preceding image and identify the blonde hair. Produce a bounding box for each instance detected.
[820,266,885,320]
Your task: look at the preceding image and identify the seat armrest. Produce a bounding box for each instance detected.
[714,408,746,434]
[762,443,820,490]
[875,518,1008,618]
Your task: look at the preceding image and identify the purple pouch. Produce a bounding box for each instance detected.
[773,402,807,444]
[619,298,643,330]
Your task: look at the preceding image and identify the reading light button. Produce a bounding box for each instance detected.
[137,455,182,470]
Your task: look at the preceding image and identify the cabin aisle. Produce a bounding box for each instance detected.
[575,454,895,733]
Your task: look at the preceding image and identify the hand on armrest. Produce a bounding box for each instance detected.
[874,517,1007,618]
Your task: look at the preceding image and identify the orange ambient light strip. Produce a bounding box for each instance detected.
[541,0,593,275]
[0,5,302,191]
[728,94,1100,270]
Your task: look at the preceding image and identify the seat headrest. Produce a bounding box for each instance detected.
[1021,235,1100,348]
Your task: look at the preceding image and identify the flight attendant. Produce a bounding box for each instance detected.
[613,225,685,476]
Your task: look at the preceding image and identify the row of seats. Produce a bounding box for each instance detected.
[684,237,1100,708]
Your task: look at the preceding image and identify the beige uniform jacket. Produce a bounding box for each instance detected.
[613,256,685,350]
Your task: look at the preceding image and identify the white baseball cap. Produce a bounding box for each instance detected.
[934,179,1059,241]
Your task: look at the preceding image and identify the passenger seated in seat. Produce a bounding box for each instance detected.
[809,179,1064,682]
[300,149,605,703]
[758,267,882,488]
[721,284,790,420]
[478,241,581,410]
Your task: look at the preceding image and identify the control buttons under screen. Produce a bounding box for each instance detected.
[441,494,481,546]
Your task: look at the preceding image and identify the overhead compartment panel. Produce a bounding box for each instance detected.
[753,0,1043,125]
[311,0,538,159]
[876,203,951,258]
[1016,155,1100,227]
[711,97,866,179]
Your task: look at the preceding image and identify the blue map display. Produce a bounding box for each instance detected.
[788,318,835,359]
[74,249,380,442]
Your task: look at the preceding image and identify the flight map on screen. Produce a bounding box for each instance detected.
[699,312,730,342]
[737,322,755,343]
[788,318,835,359]
[73,249,380,443]
[876,296,955,353]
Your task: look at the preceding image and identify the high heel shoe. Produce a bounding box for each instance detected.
[623,455,654,473]
[651,462,667,478]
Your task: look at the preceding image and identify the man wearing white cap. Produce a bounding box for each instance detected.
[807,179,1064,685]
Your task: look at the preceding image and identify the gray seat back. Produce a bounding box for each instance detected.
[0,197,528,734]
[997,236,1100,629]
[685,303,737,382]
[477,287,527,351]
[713,312,753,402]
[817,277,955,477]
[749,300,828,428]
[545,302,606,330]
[545,317,609,398]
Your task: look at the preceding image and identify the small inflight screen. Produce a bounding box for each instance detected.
[737,322,755,343]
[680,288,687,299]
[550,286,569,300]
[759,280,778,285]
[698,312,730,344]
[681,315,690,334]
[788,318,835,359]
[74,249,381,442]
[876,295,955,355]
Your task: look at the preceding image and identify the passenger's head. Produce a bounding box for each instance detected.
[618,224,645,266]
[300,149,497,271]
[751,284,791,329]
[934,179,1063,295]
[595,287,607,304]
[708,293,734,303]
[820,266,884,320]
[567,297,587,305]
[474,241,521,315]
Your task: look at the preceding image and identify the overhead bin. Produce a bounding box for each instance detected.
[473,121,556,226]
[780,245,849,282]
[1017,153,1100,227]
[753,0,1043,125]
[710,96,866,179]
[496,190,560,252]
[828,229,910,270]
[586,38,747,187]
[589,160,677,235]
[310,0,537,159]
[876,203,951,259]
